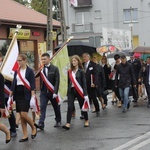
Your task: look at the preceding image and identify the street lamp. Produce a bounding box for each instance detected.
[129,23,133,49]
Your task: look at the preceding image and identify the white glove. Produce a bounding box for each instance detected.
[53,93,57,99]
[84,96,89,101]
[30,95,36,108]
[7,96,13,107]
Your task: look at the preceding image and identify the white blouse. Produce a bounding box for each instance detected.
[16,69,26,85]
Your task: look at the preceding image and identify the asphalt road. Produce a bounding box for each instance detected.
[0,94,150,150]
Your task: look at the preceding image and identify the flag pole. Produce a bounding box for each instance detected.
[50,36,73,62]
[0,25,22,74]
[35,36,73,77]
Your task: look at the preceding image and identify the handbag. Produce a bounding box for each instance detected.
[103,90,109,96]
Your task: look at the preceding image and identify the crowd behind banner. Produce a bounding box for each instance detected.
[0,50,150,144]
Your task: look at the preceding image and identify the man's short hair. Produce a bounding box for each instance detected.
[129,52,134,57]
[114,54,120,60]
[146,56,150,59]
[41,53,50,58]
[120,55,126,59]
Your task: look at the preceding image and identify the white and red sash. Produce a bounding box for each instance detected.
[17,69,40,114]
[4,84,14,111]
[40,69,61,105]
[68,69,90,111]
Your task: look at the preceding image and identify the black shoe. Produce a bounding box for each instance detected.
[132,99,137,102]
[96,112,100,117]
[6,132,11,144]
[54,122,61,128]
[19,137,28,142]
[6,139,11,144]
[34,123,44,130]
[62,125,70,130]
[127,102,130,109]
[111,101,114,105]
[122,109,126,113]
[31,127,37,139]
[80,116,84,120]
[147,103,150,108]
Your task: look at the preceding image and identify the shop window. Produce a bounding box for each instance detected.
[0,40,11,55]
[20,41,35,69]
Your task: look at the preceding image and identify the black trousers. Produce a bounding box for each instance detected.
[67,88,88,124]
[87,87,100,112]
[5,98,16,133]
[145,84,150,103]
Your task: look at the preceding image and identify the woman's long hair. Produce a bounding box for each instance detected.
[70,55,83,70]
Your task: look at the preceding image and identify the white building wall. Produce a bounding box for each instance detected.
[63,0,150,47]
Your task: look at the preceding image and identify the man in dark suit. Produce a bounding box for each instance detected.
[35,53,61,130]
[82,53,100,116]
[128,53,141,102]
[139,56,150,107]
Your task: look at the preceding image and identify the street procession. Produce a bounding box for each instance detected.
[0,0,150,150]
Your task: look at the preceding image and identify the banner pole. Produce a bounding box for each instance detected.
[35,36,73,77]
[0,24,21,74]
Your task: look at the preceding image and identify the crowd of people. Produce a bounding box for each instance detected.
[0,51,150,144]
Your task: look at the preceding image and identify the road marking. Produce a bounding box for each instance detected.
[128,138,150,150]
[113,131,150,150]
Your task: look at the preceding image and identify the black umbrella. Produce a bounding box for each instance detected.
[107,51,128,58]
[54,40,96,56]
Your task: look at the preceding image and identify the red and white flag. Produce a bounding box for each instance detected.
[70,0,78,7]
[0,36,19,81]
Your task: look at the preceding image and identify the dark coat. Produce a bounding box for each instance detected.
[36,64,60,94]
[115,62,136,88]
[102,64,111,89]
[83,61,98,88]
[11,66,35,101]
[67,69,88,96]
[140,64,150,85]
[0,73,5,108]
[128,58,141,80]
[97,64,106,89]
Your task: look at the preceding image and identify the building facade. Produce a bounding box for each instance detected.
[64,0,150,49]
[0,0,61,71]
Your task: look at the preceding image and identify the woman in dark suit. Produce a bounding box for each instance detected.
[62,55,89,130]
[0,73,11,143]
[10,54,37,142]
[101,56,111,106]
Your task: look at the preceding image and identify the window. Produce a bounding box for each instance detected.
[75,12,90,25]
[95,10,101,19]
[124,8,138,23]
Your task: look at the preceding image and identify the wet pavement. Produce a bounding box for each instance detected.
[0,93,150,150]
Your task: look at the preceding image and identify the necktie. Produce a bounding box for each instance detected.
[44,66,48,77]
[84,63,87,72]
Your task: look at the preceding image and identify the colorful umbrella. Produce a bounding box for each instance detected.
[96,45,117,53]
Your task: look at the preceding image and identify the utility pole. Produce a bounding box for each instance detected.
[57,0,67,42]
[47,0,53,52]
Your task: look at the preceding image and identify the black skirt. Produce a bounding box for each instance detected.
[15,85,30,112]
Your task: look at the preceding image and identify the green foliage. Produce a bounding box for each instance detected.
[31,0,47,15]
[31,0,58,19]
[14,0,29,5]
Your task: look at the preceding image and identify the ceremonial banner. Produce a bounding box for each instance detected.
[70,0,78,7]
[0,36,19,81]
[51,45,70,100]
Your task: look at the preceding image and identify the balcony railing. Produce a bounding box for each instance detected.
[73,0,92,8]
[72,23,93,33]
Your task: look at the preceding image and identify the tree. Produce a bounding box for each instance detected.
[31,0,58,19]
[14,0,29,6]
